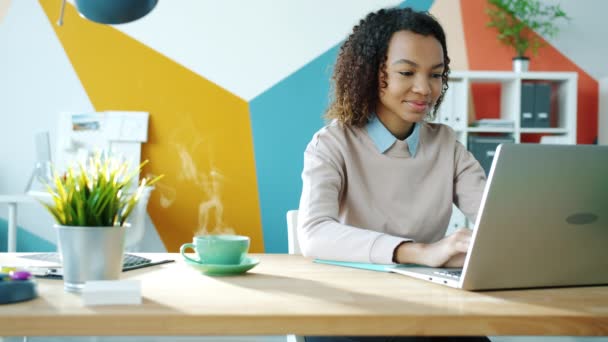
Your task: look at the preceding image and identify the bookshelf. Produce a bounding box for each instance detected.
[437,71,578,144]
[435,71,578,233]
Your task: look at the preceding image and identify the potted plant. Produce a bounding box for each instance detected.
[486,0,569,72]
[40,153,162,292]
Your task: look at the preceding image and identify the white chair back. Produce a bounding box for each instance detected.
[285,209,304,342]
[286,210,301,255]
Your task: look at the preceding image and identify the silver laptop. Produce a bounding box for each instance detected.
[392,143,608,290]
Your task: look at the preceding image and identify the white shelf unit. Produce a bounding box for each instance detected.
[437,71,578,234]
[438,71,578,145]
[601,77,608,145]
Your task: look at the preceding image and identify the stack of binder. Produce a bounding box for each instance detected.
[467,135,515,176]
[471,119,514,129]
[521,82,553,128]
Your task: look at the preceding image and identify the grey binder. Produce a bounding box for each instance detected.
[467,135,515,176]
[520,82,536,128]
[534,82,552,128]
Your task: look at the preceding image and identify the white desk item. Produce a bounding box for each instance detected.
[0,195,36,252]
[55,111,149,186]
[82,280,142,306]
[24,131,53,195]
[55,111,151,251]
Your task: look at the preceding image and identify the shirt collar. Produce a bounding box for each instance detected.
[365,114,420,157]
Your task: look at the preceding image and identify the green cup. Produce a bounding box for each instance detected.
[180,235,250,265]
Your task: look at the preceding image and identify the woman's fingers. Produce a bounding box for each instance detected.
[449,228,472,253]
[444,252,467,267]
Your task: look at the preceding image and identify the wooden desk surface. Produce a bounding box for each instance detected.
[0,253,607,336]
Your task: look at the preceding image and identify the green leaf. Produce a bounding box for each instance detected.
[38,153,164,228]
[486,0,569,57]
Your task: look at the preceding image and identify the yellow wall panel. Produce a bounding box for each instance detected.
[39,0,264,252]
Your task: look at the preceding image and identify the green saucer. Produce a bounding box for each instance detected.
[184,257,260,276]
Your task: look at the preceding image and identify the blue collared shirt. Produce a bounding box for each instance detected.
[365,115,420,157]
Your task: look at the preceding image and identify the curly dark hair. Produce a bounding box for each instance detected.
[326,7,450,127]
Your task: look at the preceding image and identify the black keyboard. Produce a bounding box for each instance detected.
[19,253,167,271]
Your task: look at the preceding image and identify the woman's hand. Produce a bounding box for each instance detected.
[443,252,467,268]
[394,228,472,267]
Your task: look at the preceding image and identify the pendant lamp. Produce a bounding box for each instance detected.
[57,0,158,26]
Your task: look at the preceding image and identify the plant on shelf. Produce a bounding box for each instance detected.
[486,0,569,70]
[40,152,163,292]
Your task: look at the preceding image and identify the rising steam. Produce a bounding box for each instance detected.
[173,139,234,236]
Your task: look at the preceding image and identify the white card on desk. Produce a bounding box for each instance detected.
[82,280,142,306]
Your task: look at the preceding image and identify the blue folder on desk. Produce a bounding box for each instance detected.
[314,259,399,272]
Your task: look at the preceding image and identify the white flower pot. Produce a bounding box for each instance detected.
[512,57,529,72]
[55,224,127,292]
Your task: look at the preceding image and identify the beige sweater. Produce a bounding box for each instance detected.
[297,119,486,264]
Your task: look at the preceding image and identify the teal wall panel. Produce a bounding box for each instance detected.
[399,0,434,11]
[249,45,339,253]
[0,219,56,252]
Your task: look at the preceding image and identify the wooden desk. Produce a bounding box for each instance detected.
[0,253,607,337]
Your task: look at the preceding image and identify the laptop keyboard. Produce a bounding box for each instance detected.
[19,253,152,271]
[434,270,462,279]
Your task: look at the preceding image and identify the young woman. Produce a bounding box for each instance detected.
[297,6,489,342]
[298,5,487,268]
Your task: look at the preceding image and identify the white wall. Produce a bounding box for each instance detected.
[540,0,608,80]
[0,0,93,245]
[112,0,402,101]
